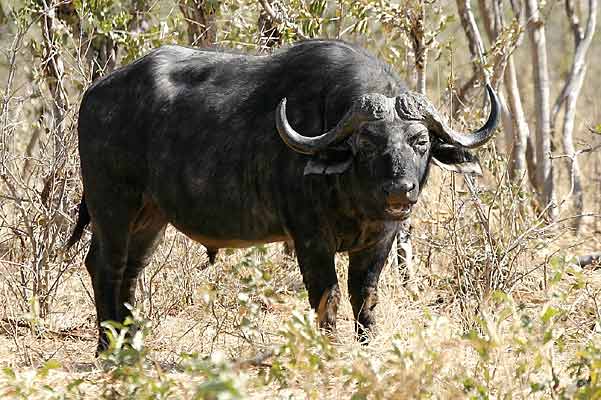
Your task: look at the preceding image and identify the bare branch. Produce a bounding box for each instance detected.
[256,0,308,40]
[457,0,486,65]
[504,55,532,180]
[258,0,280,23]
[548,143,601,160]
[566,0,585,43]
[1,9,38,175]
[452,73,477,116]
[526,0,558,220]
[257,0,284,48]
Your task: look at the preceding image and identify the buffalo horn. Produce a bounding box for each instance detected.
[276,95,389,155]
[432,84,500,149]
[275,98,357,154]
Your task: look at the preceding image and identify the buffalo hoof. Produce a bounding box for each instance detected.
[355,326,374,345]
[207,248,218,264]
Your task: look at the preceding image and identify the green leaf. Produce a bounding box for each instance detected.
[541,306,560,324]
[67,378,85,391]
[38,359,61,378]
[2,367,16,379]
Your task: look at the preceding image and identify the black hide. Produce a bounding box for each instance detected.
[69,40,490,351]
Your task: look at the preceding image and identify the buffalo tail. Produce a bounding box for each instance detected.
[66,195,90,249]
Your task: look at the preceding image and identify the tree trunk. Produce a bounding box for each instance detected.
[496,0,531,182]
[478,0,497,40]
[41,1,68,167]
[504,56,531,181]
[526,0,557,219]
[0,3,6,32]
[559,0,597,231]
[413,4,427,95]
[457,0,485,63]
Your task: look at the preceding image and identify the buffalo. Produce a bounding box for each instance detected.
[67,39,499,352]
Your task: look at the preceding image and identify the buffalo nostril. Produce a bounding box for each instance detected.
[384,180,417,195]
[398,180,415,193]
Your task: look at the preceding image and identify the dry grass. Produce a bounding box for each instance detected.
[2,163,601,398]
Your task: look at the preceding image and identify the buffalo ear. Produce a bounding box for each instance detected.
[431,142,483,176]
[303,148,353,176]
[304,156,353,175]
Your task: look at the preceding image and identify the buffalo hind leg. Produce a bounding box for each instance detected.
[294,239,340,334]
[85,230,130,354]
[119,216,167,325]
[348,234,395,343]
[84,186,144,354]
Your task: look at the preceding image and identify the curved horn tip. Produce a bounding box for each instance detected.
[485,83,499,104]
[485,83,500,127]
[276,97,291,131]
[435,82,500,149]
[277,97,287,113]
[275,97,318,155]
[485,83,499,105]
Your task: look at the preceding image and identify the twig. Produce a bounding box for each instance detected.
[548,143,601,161]
[256,0,308,39]
[258,0,280,23]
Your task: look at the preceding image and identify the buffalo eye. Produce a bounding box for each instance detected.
[409,130,430,154]
[357,132,380,156]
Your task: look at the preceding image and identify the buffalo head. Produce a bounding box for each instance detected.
[275,85,499,219]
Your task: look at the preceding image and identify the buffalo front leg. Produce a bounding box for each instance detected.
[294,240,340,333]
[348,234,395,343]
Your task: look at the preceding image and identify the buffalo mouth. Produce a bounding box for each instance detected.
[383,201,413,219]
